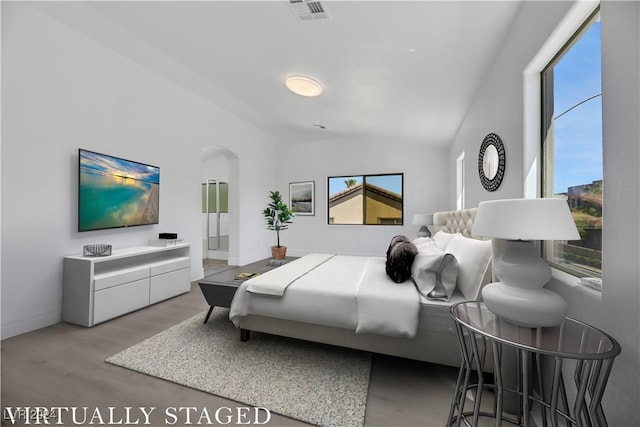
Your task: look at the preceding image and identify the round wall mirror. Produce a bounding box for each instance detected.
[478,133,505,192]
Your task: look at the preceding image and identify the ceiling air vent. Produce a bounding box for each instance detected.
[288,0,330,21]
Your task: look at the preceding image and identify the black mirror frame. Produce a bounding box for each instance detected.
[478,133,506,192]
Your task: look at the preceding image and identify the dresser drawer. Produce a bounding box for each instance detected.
[93,278,149,324]
[149,268,191,304]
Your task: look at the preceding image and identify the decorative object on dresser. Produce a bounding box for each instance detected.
[83,244,112,257]
[150,233,182,246]
[158,232,178,239]
[63,244,191,327]
[262,190,294,259]
[478,133,506,192]
[148,238,184,247]
[412,213,433,237]
[472,198,580,327]
[107,309,370,427]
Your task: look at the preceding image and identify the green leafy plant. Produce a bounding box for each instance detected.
[262,190,294,248]
[344,178,358,188]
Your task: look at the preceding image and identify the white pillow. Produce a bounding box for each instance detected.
[445,234,492,300]
[412,237,437,253]
[433,231,458,251]
[411,244,459,301]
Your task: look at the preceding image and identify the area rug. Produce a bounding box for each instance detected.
[106,309,371,427]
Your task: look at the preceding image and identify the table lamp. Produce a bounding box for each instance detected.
[472,198,580,327]
[413,214,433,238]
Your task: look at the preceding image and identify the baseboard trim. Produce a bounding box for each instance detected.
[191,267,205,282]
[1,310,61,340]
[228,253,269,267]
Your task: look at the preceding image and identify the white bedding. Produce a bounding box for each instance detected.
[246,253,335,296]
[229,254,422,338]
[355,257,420,337]
[228,209,492,368]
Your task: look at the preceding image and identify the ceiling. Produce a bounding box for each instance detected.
[35,1,523,146]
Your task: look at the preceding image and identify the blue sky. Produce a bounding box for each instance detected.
[81,149,160,184]
[552,20,602,194]
[329,174,402,196]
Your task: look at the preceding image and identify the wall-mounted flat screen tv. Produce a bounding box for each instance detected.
[78,149,160,232]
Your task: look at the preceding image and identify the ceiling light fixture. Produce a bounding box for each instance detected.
[285,75,323,97]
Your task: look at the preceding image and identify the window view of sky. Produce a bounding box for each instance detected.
[552,20,602,194]
[329,175,402,196]
[329,176,362,195]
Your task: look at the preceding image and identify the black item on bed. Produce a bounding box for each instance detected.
[385,237,418,283]
[386,235,410,258]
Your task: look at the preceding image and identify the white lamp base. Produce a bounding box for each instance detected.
[417,225,431,238]
[483,239,567,328]
[482,282,567,327]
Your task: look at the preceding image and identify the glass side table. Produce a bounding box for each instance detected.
[448,301,621,427]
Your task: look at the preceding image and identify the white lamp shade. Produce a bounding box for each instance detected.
[412,214,433,226]
[472,198,580,241]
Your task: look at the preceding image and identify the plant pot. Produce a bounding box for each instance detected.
[271,246,287,260]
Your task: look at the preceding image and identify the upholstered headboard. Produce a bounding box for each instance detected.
[433,208,478,238]
[432,207,493,288]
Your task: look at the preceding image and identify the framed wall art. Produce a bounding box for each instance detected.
[289,181,315,216]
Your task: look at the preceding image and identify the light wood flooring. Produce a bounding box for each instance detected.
[1,260,493,427]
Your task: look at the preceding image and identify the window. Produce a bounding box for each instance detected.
[456,152,465,210]
[327,173,403,225]
[541,9,602,277]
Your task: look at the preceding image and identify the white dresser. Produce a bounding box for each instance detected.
[63,243,191,327]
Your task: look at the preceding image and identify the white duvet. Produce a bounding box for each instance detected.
[355,257,420,337]
[245,253,335,296]
[229,254,421,338]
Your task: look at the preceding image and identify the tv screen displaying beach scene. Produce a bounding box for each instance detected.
[78,149,160,232]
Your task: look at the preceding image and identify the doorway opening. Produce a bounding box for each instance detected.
[203,179,229,257]
[201,146,238,275]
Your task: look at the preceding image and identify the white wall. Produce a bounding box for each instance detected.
[1,3,277,338]
[450,1,640,423]
[449,1,574,206]
[276,136,450,257]
[550,2,639,423]
[202,147,231,182]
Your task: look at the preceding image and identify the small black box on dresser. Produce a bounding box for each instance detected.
[159,233,178,239]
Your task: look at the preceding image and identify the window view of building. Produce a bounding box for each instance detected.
[328,174,403,225]
[542,10,602,277]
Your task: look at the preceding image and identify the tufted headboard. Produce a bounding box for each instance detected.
[432,208,478,238]
[431,207,494,286]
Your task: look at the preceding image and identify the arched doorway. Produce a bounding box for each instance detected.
[201,146,238,265]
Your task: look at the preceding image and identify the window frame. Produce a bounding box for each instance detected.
[327,173,404,226]
[540,7,602,279]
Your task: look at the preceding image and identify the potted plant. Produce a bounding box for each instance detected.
[263,190,294,259]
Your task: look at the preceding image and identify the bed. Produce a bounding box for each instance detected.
[229,208,493,369]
